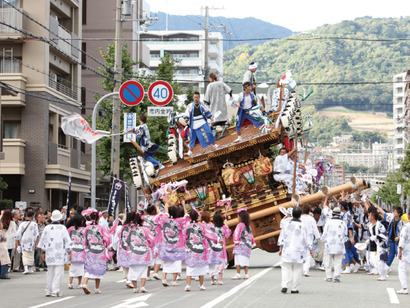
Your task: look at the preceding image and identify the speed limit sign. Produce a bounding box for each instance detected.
[148,80,173,106]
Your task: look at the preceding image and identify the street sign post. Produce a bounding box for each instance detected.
[119,80,144,106]
[148,80,173,106]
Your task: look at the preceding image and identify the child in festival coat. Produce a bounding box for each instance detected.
[232,209,255,279]
[127,213,155,293]
[81,209,112,295]
[67,215,86,289]
[116,212,136,289]
[184,209,219,291]
[157,201,189,286]
[38,210,73,297]
[143,204,163,280]
[205,211,232,285]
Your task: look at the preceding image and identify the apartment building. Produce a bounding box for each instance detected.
[0,0,89,209]
[141,30,224,90]
[393,70,410,169]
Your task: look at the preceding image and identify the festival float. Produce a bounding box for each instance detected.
[129,80,370,264]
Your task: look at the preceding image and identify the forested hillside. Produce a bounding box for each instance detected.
[223,17,410,112]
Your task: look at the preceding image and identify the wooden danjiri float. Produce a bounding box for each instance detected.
[132,107,369,264]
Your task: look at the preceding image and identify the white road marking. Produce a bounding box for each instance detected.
[28,296,75,308]
[110,294,152,308]
[200,266,274,308]
[386,288,400,304]
[116,279,127,283]
[273,261,282,268]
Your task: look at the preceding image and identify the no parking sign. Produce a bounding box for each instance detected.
[119,80,144,106]
[148,81,173,106]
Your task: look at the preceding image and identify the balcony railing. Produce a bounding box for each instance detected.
[0,8,24,35]
[49,77,77,100]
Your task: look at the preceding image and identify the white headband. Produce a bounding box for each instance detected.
[249,63,258,70]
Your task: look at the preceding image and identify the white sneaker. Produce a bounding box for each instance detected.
[68,284,74,289]
[396,288,409,294]
[22,271,29,275]
[82,284,91,295]
[77,284,83,289]
[231,273,242,280]
[162,279,169,286]
[171,281,178,286]
[140,287,147,293]
[387,267,392,274]
[187,150,193,157]
[341,267,352,274]
[185,285,191,292]
[94,289,102,294]
[218,281,223,285]
[243,274,249,279]
[353,263,360,273]
[152,273,160,280]
[211,280,216,285]
[233,136,243,143]
[377,277,386,281]
[200,285,206,291]
[146,276,152,281]
[126,280,134,288]
[133,288,139,293]
[176,275,182,281]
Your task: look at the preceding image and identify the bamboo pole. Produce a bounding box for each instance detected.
[292,124,298,198]
[227,179,368,227]
[277,84,284,113]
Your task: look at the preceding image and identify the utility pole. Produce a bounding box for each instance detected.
[201,6,230,92]
[111,0,123,181]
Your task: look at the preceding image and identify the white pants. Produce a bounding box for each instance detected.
[46,265,64,295]
[303,249,311,274]
[324,253,343,279]
[281,262,303,291]
[398,260,410,289]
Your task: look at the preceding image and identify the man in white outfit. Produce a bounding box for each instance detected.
[321,207,347,282]
[397,214,410,294]
[38,210,73,297]
[279,207,312,294]
[301,204,320,277]
[98,210,109,231]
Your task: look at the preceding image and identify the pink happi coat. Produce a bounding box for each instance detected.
[206,223,232,265]
[184,221,219,267]
[157,214,190,262]
[83,224,112,275]
[126,225,155,266]
[116,224,133,268]
[67,226,86,263]
[233,222,255,259]
[143,214,163,258]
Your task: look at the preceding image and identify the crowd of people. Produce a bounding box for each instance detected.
[278,191,410,295]
[0,200,255,297]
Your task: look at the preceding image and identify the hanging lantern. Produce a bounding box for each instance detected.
[239,165,255,184]
[194,185,207,201]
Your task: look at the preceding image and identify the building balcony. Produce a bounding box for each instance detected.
[0,8,25,39]
[48,77,77,100]
[0,139,25,174]
[208,44,221,57]
[49,17,80,58]
[0,73,26,106]
[176,57,202,67]
[144,41,202,52]
[209,60,222,73]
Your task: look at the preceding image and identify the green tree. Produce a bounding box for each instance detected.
[93,48,181,181]
[0,176,8,191]
[376,172,405,206]
[400,144,410,196]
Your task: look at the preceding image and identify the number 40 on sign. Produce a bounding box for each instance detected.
[148,81,173,106]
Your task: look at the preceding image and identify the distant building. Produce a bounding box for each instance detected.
[141,30,224,91]
[332,135,353,145]
[0,0,89,209]
[393,70,410,169]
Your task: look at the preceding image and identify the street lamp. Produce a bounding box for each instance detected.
[91,92,119,208]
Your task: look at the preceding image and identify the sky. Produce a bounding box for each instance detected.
[147,0,409,32]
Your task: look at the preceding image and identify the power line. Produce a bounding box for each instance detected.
[3,0,113,74]
[0,52,100,96]
[0,20,114,82]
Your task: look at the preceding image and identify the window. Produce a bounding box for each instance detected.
[0,0,20,8]
[3,122,19,138]
[82,0,87,25]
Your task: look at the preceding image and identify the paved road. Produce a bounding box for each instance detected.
[1,249,408,308]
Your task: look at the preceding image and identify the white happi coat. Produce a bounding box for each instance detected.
[367,220,388,261]
[278,218,311,264]
[38,223,73,266]
[204,80,232,122]
[15,220,39,252]
[399,223,410,264]
[321,217,347,255]
[273,154,307,194]
[318,206,332,229]
[301,214,320,245]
